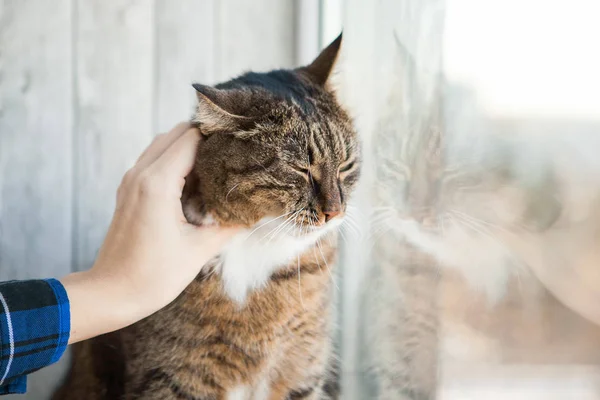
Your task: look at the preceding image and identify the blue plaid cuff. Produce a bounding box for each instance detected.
[0,279,71,395]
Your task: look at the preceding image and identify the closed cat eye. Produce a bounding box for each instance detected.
[293,166,311,178]
[339,160,355,174]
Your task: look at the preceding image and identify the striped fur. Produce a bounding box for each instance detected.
[54,35,359,400]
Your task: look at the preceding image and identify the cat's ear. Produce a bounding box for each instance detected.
[192,83,256,136]
[298,32,342,86]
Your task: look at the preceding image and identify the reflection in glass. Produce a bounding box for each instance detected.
[342,0,600,399]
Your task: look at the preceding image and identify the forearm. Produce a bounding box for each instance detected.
[60,269,146,344]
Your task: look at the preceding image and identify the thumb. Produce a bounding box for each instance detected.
[151,128,202,183]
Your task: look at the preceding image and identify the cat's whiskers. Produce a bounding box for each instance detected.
[448,211,511,254]
[450,208,513,235]
[243,211,294,243]
[309,208,339,290]
[316,237,339,291]
[369,213,389,228]
[448,211,525,294]
[368,209,396,240]
[337,226,349,245]
[346,204,366,220]
[340,220,359,241]
[260,209,302,245]
[225,183,241,203]
[448,211,492,239]
[325,229,337,248]
[244,211,298,274]
[261,210,304,276]
[370,206,400,224]
[366,226,392,253]
[257,217,299,273]
[254,213,301,285]
[371,205,397,218]
[261,215,294,244]
[368,223,391,243]
[371,205,397,211]
[296,217,309,309]
[450,210,516,250]
[307,217,334,291]
[284,214,301,236]
[369,209,392,229]
[342,211,363,240]
[280,213,302,240]
[348,214,364,235]
[310,218,324,277]
[346,204,360,211]
[439,214,449,239]
[310,210,318,229]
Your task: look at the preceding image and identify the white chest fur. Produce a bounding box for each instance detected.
[217,216,341,304]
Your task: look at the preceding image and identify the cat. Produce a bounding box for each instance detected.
[361,36,562,399]
[53,34,361,400]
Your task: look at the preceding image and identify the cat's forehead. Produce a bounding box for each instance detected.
[279,117,355,164]
[250,98,354,154]
[219,69,357,162]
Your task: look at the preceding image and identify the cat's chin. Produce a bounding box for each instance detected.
[216,215,342,305]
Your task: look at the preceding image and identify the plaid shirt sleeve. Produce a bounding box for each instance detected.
[0,279,70,395]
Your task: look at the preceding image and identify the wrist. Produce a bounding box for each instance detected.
[61,267,146,344]
[87,260,156,324]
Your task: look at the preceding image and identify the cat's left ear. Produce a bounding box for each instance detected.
[191,83,256,136]
[298,32,342,86]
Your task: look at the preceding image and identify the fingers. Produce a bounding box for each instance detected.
[118,122,201,203]
[135,122,191,170]
[151,128,202,183]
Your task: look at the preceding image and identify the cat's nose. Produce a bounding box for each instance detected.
[324,209,342,222]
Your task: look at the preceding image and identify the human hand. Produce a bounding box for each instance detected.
[62,122,239,343]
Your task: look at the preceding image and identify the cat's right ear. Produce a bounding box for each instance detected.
[298,32,342,86]
[192,84,256,136]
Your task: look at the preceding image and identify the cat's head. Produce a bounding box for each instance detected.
[375,138,562,302]
[182,34,360,239]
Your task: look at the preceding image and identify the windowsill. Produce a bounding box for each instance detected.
[441,363,600,400]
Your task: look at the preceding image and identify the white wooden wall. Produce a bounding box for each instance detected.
[0,1,296,398]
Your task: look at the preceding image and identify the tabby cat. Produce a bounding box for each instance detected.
[53,34,360,400]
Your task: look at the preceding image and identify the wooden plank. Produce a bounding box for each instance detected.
[74,0,154,270]
[295,0,320,66]
[155,0,215,132]
[0,0,73,397]
[214,0,295,81]
[0,0,72,279]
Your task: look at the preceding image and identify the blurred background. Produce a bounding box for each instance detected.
[2,0,600,399]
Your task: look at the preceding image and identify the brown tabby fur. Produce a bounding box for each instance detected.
[53,34,360,400]
[53,244,338,400]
